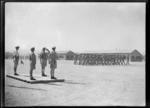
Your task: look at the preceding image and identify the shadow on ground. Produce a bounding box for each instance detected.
[61,80,86,85]
[6,85,47,91]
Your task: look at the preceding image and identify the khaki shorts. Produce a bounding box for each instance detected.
[50,60,57,69]
[41,59,47,68]
[14,60,19,68]
[30,62,36,70]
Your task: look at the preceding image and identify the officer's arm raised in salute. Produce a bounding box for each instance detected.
[45,48,50,54]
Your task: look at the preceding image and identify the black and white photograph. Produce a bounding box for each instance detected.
[4,2,145,106]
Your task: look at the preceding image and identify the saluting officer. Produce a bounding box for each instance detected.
[40,47,50,76]
[13,46,20,76]
[29,47,36,80]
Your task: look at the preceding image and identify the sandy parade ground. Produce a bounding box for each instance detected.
[4,59,145,106]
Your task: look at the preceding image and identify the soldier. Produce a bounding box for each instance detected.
[79,54,83,65]
[40,47,50,76]
[85,55,88,65]
[82,55,85,65]
[99,55,103,65]
[93,55,96,65]
[121,55,123,65]
[108,55,111,65]
[117,55,120,65]
[104,55,107,65]
[101,55,104,65]
[13,46,20,75]
[118,55,121,65]
[91,55,94,65]
[85,54,87,65]
[113,55,115,65]
[82,55,86,65]
[94,55,98,65]
[92,55,95,65]
[78,54,81,65]
[97,55,100,65]
[109,55,111,65]
[85,54,88,65]
[86,54,90,65]
[96,55,99,65]
[76,55,80,65]
[126,54,130,65]
[74,55,78,65]
[114,55,117,65]
[29,47,36,80]
[123,55,126,65]
[49,47,58,79]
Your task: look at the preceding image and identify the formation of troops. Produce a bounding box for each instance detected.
[74,54,130,66]
[13,46,58,80]
[12,45,130,79]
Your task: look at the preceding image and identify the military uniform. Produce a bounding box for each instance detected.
[29,53,36,70]
[49,51,58,69]
[40,52,48,68]
[126,55,130,65]
[49,47,58,79]
[13,50,19,68]
[29,47,36,80]
[78,54,82,65]
[40,48,50,76]
[13,50,19,75]
[74,55,78,65]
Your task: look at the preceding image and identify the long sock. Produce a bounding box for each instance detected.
[52,70,54,77]
[14,67,16,73]
[51,70,53,77]
[42,69,44,74]
[30,69,32,78]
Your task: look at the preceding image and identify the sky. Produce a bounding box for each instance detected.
[5,2,145,54]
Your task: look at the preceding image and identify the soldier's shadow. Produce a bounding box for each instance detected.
[18,74,41,78]
[61,80,86,85]
[42,82,63,86]
[40,80,86,86]
[6,84,47,91]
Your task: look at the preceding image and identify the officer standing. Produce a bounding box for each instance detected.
[13,46,20,75]
[29,47,36,80]
[40,47,50,76]
[49,47,58,79]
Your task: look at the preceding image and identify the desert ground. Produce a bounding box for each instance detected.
[5,59,145,106]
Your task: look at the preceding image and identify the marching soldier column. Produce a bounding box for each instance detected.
[74,54,130,66]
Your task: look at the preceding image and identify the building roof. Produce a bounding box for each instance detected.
[131,50,143,56]
[80,49,135,54]
[57,50,70,54]
[57,50,77,54]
